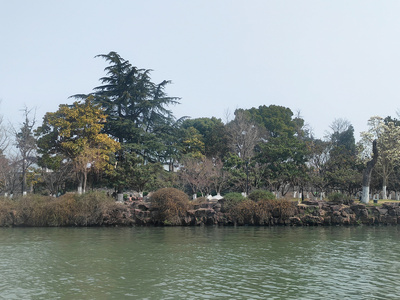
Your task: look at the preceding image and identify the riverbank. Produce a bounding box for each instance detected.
[0,192,398,227]
[123,198,400,226]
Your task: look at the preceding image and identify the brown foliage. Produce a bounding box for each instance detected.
[150,188,191,225]
[229,198,296,225]
[0,192,116,226]
[229,199,258,225]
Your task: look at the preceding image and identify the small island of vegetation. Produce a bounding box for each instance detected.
[1,52,400,227]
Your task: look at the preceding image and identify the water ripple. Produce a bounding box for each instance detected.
[0,227,399,299]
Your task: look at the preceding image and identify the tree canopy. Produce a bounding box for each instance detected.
[6,51,400,203]
[75,51,180,163]
[36,97,120,193]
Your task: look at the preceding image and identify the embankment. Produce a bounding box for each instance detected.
[0,193,399,226]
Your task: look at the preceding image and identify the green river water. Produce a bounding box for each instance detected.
[0,226,399,299]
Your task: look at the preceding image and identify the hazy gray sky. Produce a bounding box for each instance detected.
[1,1,400,139]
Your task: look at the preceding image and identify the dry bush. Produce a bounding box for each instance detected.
[0,197,17,226]
[0,192,115,227]
[228,198,297,225]
[9,195,55,226]
[254,200,273,225]
[72,192,115,225]
[229,199,258,225]
[191,197,208,205]
[150,188,190,225]
[268,199,297,220]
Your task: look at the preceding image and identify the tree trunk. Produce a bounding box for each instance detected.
[77,173,84,195]
[83,170,87,194]
[381,166,388,199]
[21,158,26,195]
[382,184,387,199]
[361,140,378,204]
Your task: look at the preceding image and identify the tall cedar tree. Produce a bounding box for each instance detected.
[74,52,180,164]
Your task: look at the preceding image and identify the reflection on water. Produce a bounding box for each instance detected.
[0,226,399,299]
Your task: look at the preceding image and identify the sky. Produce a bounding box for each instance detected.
[1,1,400,140]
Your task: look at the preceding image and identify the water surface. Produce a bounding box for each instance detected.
[0,226,399,299]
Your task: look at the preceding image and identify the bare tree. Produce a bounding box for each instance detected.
[13,107,37,195]
[0,108,12,195]
[361,140,378,203]
[227,110,259,161]
[326,118,352,138]
[41,161,73,196]
[0,117,9,153]
[178,156,213,197]
[208,158,230,195]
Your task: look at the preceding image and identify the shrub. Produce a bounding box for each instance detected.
[249,190,275,202]
[327,192,353,205]
[229,199,258,225]
[73,191,115,225]
[254,200,272,224]
[0,197,17,226]
[150,188,190,225]
[191,197,208,205]
[11,194,57,226]
[227,198,296,225]
[221,192,246,213]
[0,192,115,227]
[266,199,297,220]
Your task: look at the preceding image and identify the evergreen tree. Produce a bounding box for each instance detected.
[75,52,180,163]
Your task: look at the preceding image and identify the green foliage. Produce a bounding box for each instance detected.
[327,192,353,204]
[181,127,205,158]
[70,52,182,191]
[331,124,356,155]
[223,192,245,202]
[181,117,229,158]
[324,123,361,194]
[108,144,164,193]
[35,97,120,193]
[77,51,180,163]
[223,153,247,192]
[256,135,308,191]
[244,104,298,138]
[150,188,190,225]
[248,190,275,201]
[221,192,245,212]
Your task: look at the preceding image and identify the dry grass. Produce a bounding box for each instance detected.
[0,192,116,227]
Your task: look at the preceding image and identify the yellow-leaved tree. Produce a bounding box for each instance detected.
[36,96,120,194]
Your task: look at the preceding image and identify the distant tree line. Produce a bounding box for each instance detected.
[1,52,399,201]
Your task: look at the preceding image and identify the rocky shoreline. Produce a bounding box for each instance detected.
[104,199,400,227]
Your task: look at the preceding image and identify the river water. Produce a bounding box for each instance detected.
[0,226,399,299]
